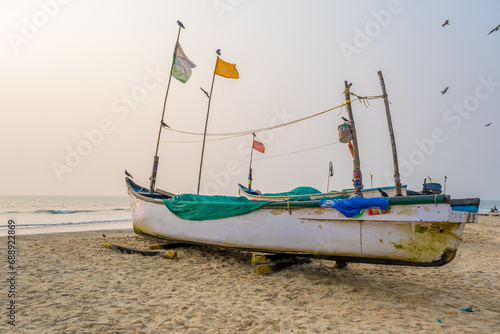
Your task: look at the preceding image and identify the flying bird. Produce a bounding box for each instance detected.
[125,170,133,179]
[161,121,170,128]
[441,87,449,95]
[341,116,349,122]
[177,20,185,29]
[486,122,492,127]
[488,24,500,35]
[377,188,389,197]
[200,87,210,98]
[442,20,449,27]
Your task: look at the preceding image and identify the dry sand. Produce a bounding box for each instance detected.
[2,216,499,333]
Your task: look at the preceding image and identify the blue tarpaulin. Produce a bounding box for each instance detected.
[319,196,390,217]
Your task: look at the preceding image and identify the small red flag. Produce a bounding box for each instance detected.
[253,140,265,153]
[348,142,354,157]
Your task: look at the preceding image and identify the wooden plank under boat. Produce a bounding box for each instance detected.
[126,178,479,267]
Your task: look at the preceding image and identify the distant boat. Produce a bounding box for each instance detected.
[126,177,479,267]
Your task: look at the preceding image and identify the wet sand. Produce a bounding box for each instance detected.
[3,216,499,333]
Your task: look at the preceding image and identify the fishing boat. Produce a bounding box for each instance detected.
[123,24,479,267]
[126,177,479,266]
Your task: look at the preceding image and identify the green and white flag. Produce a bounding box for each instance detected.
[171,42,196,83]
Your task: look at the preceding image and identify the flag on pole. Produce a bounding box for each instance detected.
[171,42,196,83]
[215,57,239,79]
[253,140,265,153]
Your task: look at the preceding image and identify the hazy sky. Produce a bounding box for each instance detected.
[1,0,499,199]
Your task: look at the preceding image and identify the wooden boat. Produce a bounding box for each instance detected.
[126,177,479,266]
[238,183,407,201]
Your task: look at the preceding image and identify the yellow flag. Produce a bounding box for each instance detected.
[215,57,239,79]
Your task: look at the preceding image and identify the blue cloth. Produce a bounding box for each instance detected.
[451,205,478,213]
[319,196,390,217]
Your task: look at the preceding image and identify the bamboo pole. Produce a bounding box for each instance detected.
[377,71,402,196]
[196,56,219,195]
[248,133,256,190]
[103,243,178,259]
[149,23,183,193]
[344,81,363,196]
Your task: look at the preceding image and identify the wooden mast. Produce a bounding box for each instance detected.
[344,81,363,196]
[377,71,402,196]
[248,133,256,190]
[149,22,183,194]
[196,54,219,195]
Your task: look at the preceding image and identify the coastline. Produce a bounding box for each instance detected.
[0,219,132,237]
[2,216,499,333]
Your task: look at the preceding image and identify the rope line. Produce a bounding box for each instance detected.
[163,101,351,137]
[350,92,387,108]
[253,141,340,161]
[161,133,246,144]
[160,93,386,143]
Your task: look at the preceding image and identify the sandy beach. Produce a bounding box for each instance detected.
[3,215,499,333]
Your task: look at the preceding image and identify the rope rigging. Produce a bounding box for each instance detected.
[253,141,340,161]
[161,93,386,143]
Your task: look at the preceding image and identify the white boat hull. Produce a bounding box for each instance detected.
[127,183,477,266]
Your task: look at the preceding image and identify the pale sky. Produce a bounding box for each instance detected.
[1,0,499,199]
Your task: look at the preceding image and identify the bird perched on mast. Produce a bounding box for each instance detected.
[161,121,170,128]
[442,20,449,27]
[341,116,349,123]
[216,49,221,56]
[177,20,185,29]
[125,170,133,179]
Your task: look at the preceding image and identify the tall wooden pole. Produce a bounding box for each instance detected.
[248,133,256,190]
[149,23,183,193]
[196,56,218,195]
[377,71,402,196]
[344,81,363,196]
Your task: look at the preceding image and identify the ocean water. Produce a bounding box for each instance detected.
[478,199,500,214]
[0,195,132,236]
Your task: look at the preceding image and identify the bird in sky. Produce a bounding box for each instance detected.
[161,121,170,128]
[216,49,221,56]
[341,116,349,122]
[441,87,449,95]
[442,20,449,27]
[486,122,492,127]
[377,188,389,197]
[177,20,185,29]
[125,170,133,179]
[200,87,210,98]
[488,24,500,35]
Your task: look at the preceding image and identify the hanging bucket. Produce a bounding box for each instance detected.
[337,124,352,143]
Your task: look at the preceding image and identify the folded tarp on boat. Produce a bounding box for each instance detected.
[163,194,271,221]
[260,186,322,197]
[319,196,390,218]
